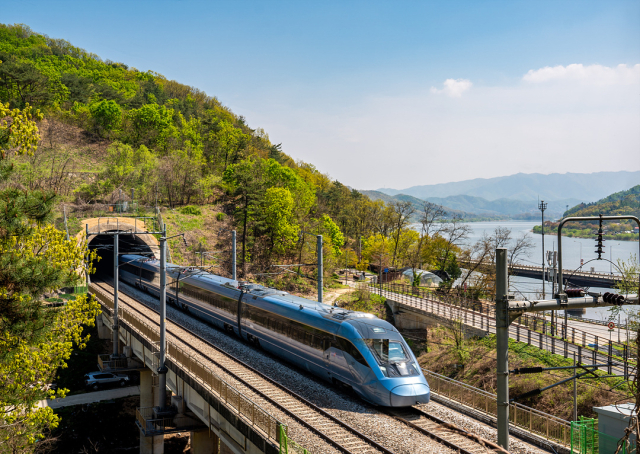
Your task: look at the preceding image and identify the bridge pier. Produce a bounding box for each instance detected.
[140,431,164,454]
[191,430,219,454]
[140,370,156,408]
[96,314,111,339]
[139,369,164,453]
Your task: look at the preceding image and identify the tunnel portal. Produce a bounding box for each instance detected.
[89,231,156,280]
[78,217,160,282]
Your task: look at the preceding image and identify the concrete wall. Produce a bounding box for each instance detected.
[386,299,489,339]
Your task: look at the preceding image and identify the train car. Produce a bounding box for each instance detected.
[119,254,430,407]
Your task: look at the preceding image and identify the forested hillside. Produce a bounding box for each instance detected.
[564,185,640,218]
[533,185,640,240]
[0,23,473,283]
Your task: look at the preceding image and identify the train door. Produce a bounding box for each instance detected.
[324,338,351,383]
[322,339,331,370]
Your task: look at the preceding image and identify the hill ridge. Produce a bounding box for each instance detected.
[376,171,640,203]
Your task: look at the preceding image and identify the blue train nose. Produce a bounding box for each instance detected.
[390,383,431,407]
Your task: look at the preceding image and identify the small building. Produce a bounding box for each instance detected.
[402,269,443,287]
[593,402,636,453]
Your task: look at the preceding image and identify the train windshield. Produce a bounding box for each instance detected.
[366,339,408,363]
[366,339,419,377]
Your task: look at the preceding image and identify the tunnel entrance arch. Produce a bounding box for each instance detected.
[77,217,160,280]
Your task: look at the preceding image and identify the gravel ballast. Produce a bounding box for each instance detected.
[106,280,553,454]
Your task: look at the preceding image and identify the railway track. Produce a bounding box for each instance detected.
[93,280,509,454]
[93,281,390,454]
[386,407,509,454]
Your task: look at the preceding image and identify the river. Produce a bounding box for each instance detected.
[444,221,638,322]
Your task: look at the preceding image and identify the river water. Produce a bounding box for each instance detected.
[443,221,639,322]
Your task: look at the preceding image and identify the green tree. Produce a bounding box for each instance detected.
[263,187,299,256]
[0,102,100,452]
[90,99,122,136]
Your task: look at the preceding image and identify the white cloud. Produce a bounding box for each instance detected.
[523,63,640,85]
[241,63,640,189]
[430,78,472,97]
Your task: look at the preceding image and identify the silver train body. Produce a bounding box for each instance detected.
[119,254,430,407]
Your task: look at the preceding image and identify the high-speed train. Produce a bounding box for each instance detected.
[119,254,430,407]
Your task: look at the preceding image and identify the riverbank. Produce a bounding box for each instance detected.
[532,225,638,241]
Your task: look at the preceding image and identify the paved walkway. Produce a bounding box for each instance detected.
[38,386,140,409]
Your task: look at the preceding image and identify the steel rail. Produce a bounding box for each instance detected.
[385,407,509,454]
[105,279,504,454]
[92,281,395,454]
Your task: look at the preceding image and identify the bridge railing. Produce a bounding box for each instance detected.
[89,284,287,446]
[371,283,635,375]
[424,369,572,446]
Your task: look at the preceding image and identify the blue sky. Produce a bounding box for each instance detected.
[4,1,640,189]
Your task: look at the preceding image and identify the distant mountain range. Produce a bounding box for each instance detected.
[377,171,640,202]
[363,190,577,219]
[369,171,640,219]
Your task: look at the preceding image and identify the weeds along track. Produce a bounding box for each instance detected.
[92,280,499,454]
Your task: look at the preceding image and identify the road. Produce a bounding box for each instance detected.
[37,386,140,409]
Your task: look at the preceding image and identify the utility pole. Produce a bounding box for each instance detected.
[379,255,383,296]
[494,214,640,451]
[573,352,577,422]
[495,248,509,450]
[157,227,168,410]
[345,249,348,286]
[539,200,548,329]
[112,232,119,358]
[317,235,323,303]
[232,230,237,280]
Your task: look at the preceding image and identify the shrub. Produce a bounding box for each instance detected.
[180,205,202,216]
[216,212,225,221]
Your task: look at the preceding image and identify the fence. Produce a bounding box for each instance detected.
[424,369,572,447]
[279,425,309,454]
[89,284,293,448]
[373,282,635,376]
[571,418,633,454]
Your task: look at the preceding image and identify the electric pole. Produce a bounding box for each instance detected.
[317,235,323,303]
[539,200,547,298]
[539,200,549,333]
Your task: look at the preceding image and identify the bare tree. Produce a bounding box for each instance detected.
[407,201,447,278]
[437,217,471,276]
[389,201,415,267]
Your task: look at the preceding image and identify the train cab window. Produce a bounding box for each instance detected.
[366,339,408,363]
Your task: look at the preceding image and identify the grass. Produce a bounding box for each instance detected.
[335,287,392,321]
[418,329,633,420]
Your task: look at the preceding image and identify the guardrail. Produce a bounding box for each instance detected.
[89,283,287,446]
[136,406,207,436]
[374,282,635,375]
[167,341,281,442]
[136,407,176,436]
[97,354,128,371]
[424,369,571,447]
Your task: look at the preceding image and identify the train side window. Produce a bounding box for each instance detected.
[340,338,370,368]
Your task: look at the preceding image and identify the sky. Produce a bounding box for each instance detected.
[4,1,640,190]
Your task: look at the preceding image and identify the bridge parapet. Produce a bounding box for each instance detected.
[90,283,284,454]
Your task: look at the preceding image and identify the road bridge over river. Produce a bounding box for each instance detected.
[463,259,623,288]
